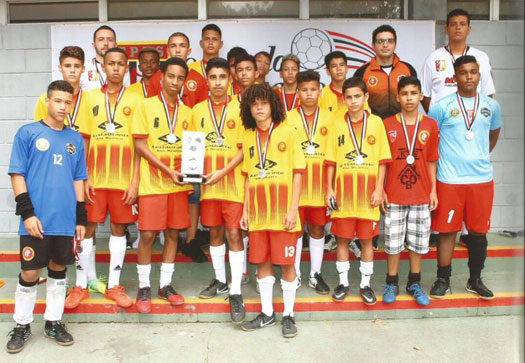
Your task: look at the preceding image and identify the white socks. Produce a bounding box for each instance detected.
[85,238,97,282]
[210,244,227,283]
[13,280,38,325]
[159,263,175,288]
[281,278,298,317]
[359,261,374,288]
[309,236,325,277]
[336,260,350,287]
[229,250,244,295]
[43,276,66,322]
[257,275,275,317]
[461,222,468,235]
[294,236,303,278]
[108,235,127,289]
[75,238,93,288]
[242,236,249,274]
[137,264,151,288]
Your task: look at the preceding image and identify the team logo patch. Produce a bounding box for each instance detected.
[123,106,131,116]
[388,130,397,143]
[65,143,76,154]
[481,107,491,117]
[367,76,378,87]
[35,138,50,151]
[88,70,98,81]
[22,246,34,261]
[418,130,430,145]
[182,121,189,130]
[227,119,236,129]
[444,76,455,87]
[320,126,328,135]
[186,80,197,91]
[397,74,407,82]
[449,108,460,117]
[278,142,287,152]
[435,60,446,72]
[367,135,376,145]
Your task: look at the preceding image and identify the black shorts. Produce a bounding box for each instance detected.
[20,235,75,270]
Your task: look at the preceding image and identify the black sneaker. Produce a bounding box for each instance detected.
[429,277,451,299]
[332,284,350,302]
[308,273,330,295]
[199,279,229,299]
[372,235,379,250]
[125,227,132,249]
[466,278,494,300]
[6,324,31,353]
[359,286,377,305]
[44,321,74,346]
[181,239,208,263]
[429,233,439,247]
[240,312,276,331]
[282,315,297,338]
[228,294,245,324]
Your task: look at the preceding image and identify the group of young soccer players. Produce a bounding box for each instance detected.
[7,8,502,352]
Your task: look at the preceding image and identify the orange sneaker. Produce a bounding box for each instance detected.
[64,286,89,309]
[105,285,133,308]
[0,279,5,288]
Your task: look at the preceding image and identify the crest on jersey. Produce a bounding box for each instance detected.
[367,135,376,145]
[481,107,491,117]
[399,164,420,189]
[123,106,131,116]
[65,143,76,154]
[388,130,397,143]
[187,80,197,91]
[278,142,287,152]
[435,60,446,72]
[35,138,50,151]
[320,126,328,135]
[98,121,123,132]
[418,130,430,145]
[227,119,236,129]
[22,247,34,261]
[158,133,181,144]
[88,70,98,81]
[367,76,378,87]
[449,108,460,117]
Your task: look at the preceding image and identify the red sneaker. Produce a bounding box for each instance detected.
[65,286,89,309]
[105,285,133,308]
[136,287,152,313]
[158,285,185,306]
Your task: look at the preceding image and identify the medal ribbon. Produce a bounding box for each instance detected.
[201,61,207,79]
[66,88,82,128]
[445,44,467,64]
[178,84,185,105]
[160,91,179,135]
[207,98,228,140]
[255,123,275,173]
[457,92,479,131]
[104,87,125,126]
[141,79,148,97]
[345,111,368,157]
[93,58,106,87]
[298,106,319,146]
[399,113,421,159]
[281,87,297,111]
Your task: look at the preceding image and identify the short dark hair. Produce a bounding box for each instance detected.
[47,80,74,98]
[297,70,320,86]
[372,24,397,43]
[447,8,471,25]
[255,51,271,61]
[59,46,85,64]
[93,25,116,42]
[138,47,160,61]
[453,55,478,70]
[234,53,257,71]
[325,51,347,68]
[227,46,248,62]
[342,77,367,95]
[397,76,421,92]
[206,57,230,75]
[168,32,190,47]
[104,47,127,61]
[161,56,188,76]
[202,24,222,38]
[240,83,285,130]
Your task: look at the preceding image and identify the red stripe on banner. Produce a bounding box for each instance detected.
[326,30,375,52]
[335,45,374,59]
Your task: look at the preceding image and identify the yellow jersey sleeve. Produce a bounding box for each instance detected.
[33,93,47,121]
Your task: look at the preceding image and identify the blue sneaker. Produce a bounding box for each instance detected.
[382,283,398,304]
[407,283,430,306]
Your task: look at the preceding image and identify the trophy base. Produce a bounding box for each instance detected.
[179,175,206,184]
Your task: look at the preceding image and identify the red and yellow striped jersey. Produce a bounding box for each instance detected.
[34,90,90,131]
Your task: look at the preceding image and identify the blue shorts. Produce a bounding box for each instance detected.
[188,184,201,204]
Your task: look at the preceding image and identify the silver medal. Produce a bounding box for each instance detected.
[167,133,176,144]
[406,155,415,164]
[216,136,224,146]
[105,122,115,134]
[355,155,364,165]
[465,130,474,140]
[306,144,315,155]
[258,169,266,178]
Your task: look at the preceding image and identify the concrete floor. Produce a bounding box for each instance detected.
[0,315,523,363]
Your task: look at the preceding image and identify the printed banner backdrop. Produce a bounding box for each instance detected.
[51,20,434,86]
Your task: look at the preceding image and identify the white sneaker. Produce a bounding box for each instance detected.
[241,273,250,285]
[159,231,165,246]
[349,239,361,259]
[324,234,337,251]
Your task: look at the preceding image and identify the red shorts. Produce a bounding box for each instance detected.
[330,218,379,240]
[431,180,493,234]
[138,192,190,231]
[86,189,138,224]
[299,206,328,227]
[200,200,243,229]
[248,230,298,265]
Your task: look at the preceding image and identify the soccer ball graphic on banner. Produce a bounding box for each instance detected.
[291,28,333,70]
